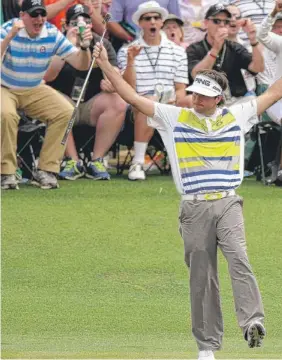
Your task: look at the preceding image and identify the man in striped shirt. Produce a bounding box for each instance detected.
[1,0,92,190]
[117,1,188,181]
[93,42,282,359]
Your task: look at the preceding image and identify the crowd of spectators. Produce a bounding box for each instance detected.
[1,0,282,189]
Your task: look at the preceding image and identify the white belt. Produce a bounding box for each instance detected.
[182,189,236,201]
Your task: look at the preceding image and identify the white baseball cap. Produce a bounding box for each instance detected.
[186,74,223,97]
[132,1,169,25]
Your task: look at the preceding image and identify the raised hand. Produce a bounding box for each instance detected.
[93,42,108,66]
[127,44,143,62]
[10,20,25,38]
[66,26,79,45]
[241,18,257,42]
[212,28,228,53]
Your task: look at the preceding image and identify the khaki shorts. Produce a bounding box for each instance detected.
[61,92,102,126]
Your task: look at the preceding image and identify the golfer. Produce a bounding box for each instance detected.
[92,42,282,360]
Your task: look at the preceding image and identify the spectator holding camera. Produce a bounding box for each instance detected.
[186,4,264,106]
[117,1,188,181]
[45,4,127,181]
[1,0,92,190]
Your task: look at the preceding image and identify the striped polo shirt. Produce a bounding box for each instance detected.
[147,100,258,195]
[227,0,274,43]
[1,19,78,89]
[117,31,188,94]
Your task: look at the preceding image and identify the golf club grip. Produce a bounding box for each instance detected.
[61,107,78,145]
[60,28,108,145]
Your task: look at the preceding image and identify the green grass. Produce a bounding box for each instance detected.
[1,175,282,359]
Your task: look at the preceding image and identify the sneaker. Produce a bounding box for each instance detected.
[59,159,85,180]
[128,163,146,181]
[86,158,110,180]
[198,350,215,360]
[31,170,59,189]
[1,174,19,190]
[247,321,266,348]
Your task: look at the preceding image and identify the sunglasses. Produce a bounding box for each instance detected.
[140,15,162,21]
[29,10,47,18]
[69,18,92,26]
[208,18,231,25]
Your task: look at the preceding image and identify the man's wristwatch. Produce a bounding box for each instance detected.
[80,46,88,51]
[250,41,259,47]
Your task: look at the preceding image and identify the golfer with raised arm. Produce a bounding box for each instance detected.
[92,42,282,360]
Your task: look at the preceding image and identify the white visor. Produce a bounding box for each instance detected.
[186,75,223,97]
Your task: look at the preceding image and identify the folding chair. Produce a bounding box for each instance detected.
[246,118,281,184]
[114,107,170,175]
[17,112,45,179]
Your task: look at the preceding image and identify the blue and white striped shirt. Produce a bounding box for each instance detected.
[1,19,78,89]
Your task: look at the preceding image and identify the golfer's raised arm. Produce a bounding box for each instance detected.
[93,43,155,118]
[256,76,282,115]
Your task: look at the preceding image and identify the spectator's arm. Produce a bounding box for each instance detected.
[107,22,134,42]
[257,15,282,54]
[247,43,264,73]
[44,56,65,82]
[175,83,187,106]
[257,76,282,115]
[46,0,74,21]
[1,20,24,61]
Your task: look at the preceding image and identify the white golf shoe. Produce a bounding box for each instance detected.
[198,350,215,360]
[247,321,266,348]
[128,163,146,181]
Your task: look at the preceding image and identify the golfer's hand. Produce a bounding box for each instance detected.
[9,20,25,38]
[93,42,108,66]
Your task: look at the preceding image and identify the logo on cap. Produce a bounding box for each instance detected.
[74,4,84,13]
[195,77,211,87]
[31,0,42,5]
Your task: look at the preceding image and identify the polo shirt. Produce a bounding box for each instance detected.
[186,37,255,97]
[1,19,77,89]
[117,32,188,94]
[147,100,258,195]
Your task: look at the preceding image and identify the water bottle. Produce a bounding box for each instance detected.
[77,16,90,48]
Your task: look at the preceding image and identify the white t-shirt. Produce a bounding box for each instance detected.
[147,100,258,195]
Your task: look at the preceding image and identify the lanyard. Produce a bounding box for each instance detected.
[144,47,162,72]
[203,39,226,70]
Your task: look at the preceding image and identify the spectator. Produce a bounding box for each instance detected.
[257,0,282,182]
[45,4,127,181]
[117,1,188,181]
[226,0,275,44]
[226,5,257,98]
[186,4,264,106]
[107,0,181,52]
[1,0,92,190]
[178,0,217,45]
[162,13,189,48]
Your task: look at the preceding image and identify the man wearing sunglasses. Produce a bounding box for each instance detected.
[45,4,127,181]
[1,0,93,190]
[117,1,188,181]
[186,4,264,105]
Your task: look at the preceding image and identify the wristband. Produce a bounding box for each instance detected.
[80,46,88,51]
[250,41,259,47]
[208,51,217,59]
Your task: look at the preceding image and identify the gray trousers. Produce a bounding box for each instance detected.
[179,195,264,351]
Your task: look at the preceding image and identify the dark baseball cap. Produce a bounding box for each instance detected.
[163,14,184,26]
[21,0,46,14]
[205,4,232,19]
[66,4,91,24]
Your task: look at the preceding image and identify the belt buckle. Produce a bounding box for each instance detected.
[204,192,223,201]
